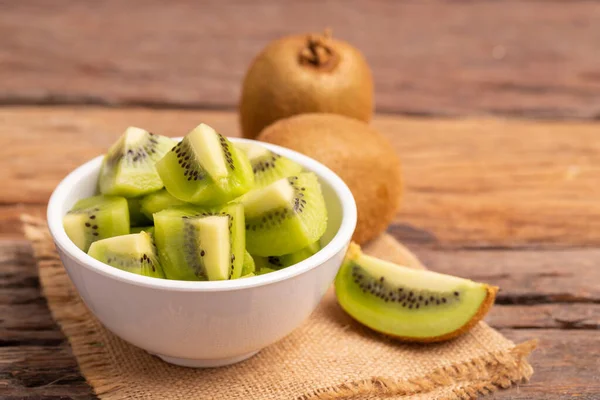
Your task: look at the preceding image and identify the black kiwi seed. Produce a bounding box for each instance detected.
[454,291,460,296]
[85,223,91,227]
[90,215,96,219]
[200,250,205,257]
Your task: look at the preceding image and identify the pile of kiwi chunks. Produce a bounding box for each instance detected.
[64,124,328,281]
[238,31,497,342]
[63,30,497,343]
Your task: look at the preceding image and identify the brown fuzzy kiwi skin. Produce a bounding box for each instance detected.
[338,244,499,343]
[258,113,401,244]
[240,32,374,139]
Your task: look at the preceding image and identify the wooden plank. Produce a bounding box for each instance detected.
[0,345,94,400]
[1,330,597,399]
[1,107,600,248]
[0,1,599,119]
[487,304,600,330]
[490,330,600,399]
[1,239,598,398]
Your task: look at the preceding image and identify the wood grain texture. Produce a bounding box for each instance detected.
[0,1,599,118]
[1,331,597,400]
[490,330,600,400]
[0,240,598,399]
[0,104,598,398]
[1,107,599,248]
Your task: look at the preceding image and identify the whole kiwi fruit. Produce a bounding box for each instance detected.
[258,113,401,244]
[240,30,374,139]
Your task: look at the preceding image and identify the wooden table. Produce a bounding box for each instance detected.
[1,2,599,399]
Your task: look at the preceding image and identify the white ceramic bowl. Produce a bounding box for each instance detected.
[47,138,357,368]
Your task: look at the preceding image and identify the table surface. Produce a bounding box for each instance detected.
[1,2,599,399]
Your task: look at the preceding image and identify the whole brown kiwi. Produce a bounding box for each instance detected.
[240,30,374,139]
[258,113,401,244]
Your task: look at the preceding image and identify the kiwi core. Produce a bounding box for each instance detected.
[242,178,295,218]
[189,124,229,181]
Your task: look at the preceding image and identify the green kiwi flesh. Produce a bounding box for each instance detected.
[235,142,302,187]
[154,203,245,281]
[63,195,130,252]
[139,189,188,220]
[88,232,165,278]
[99,127,175,197]
[335,244,496,342]
[130,226,154,235]
[254,241,320,270]
[127,197,152,227]
[156,124,254,205]
[240,250,256,276]
[243,172,327,256]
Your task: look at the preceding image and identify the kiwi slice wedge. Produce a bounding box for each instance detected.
[335,244,498,343]
[243,172,327,256]
[235,142,302,187]
[63,195,130,252]
[99,127,175,197]
[88,232,165,278]
[130,226,154,235]
[139,189,188,220]
[240,250,256,276]
[254,241,320,270]
[156,124,254,205]
[154,203,245,281]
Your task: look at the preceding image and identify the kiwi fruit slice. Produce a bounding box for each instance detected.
[335,244,498,343]
[254,241,320,271]
[243,172,327,256]
[240,30,373,139]
[63,195,130,252]
[99,127,175,197]
[240,250,255,276]
[127,197,152,227]
[139,189,188,220]
[156,124,254,205]
[88,232,165,279]
[259,113,402,244]
[130,226,154,235]
[235,142,302,187]
[154,203,245,281]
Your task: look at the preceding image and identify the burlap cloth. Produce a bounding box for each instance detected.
[22,215,536,400]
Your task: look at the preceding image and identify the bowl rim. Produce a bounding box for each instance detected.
[47,137,357,292]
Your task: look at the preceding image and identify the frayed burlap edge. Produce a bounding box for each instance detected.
[300,340,536,399]
[22,214,536,400]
